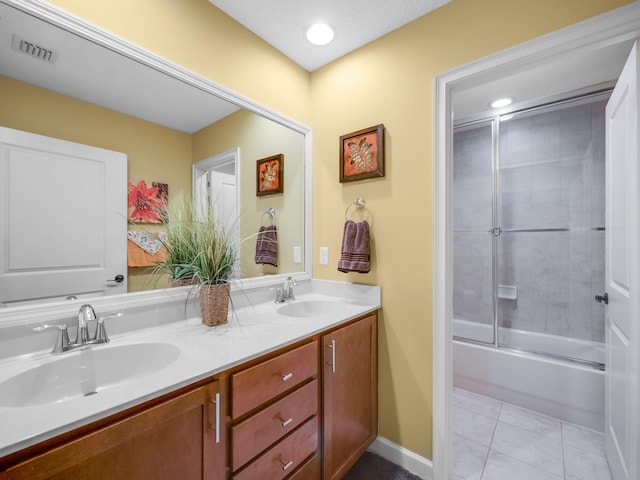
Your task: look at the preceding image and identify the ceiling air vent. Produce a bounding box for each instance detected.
[11,34,56,63]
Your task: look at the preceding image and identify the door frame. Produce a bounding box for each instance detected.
[433,4,640,479]
[193,148,240,276]
[192,147,239,200]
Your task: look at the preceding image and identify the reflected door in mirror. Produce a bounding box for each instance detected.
[0,127,127,305]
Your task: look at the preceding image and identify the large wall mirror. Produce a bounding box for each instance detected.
[0,0,311,319]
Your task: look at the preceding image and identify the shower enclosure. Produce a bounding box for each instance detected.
[453,91,609,368]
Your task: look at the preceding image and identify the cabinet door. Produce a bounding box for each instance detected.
[322,313,378,480]
[2,381,225,480]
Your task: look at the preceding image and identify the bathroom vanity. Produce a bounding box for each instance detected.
[0,281,380,480]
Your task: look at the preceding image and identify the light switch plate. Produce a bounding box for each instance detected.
[319,247,329,265]
[293,246,302,263]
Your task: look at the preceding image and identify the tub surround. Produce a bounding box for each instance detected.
[453,340,605,432]
[0,279,381,458]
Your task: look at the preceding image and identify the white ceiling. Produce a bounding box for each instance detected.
[209,0,630,117]
[208,0,452,72]
[0,2,239,134]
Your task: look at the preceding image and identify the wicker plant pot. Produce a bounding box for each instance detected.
[199,283,230,327]
[170,278,199,288]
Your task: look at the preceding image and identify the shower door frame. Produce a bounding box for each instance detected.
[452,116,501,349]
[453,87,612,362]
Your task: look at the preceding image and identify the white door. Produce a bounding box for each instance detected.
[604,41,639,480]
[209,170,238,237]
[0,127,128,304]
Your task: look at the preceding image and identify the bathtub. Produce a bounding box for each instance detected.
[453,319,605,432]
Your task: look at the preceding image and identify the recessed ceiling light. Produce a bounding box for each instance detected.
[490,97,513,109]
[305,23,335,46]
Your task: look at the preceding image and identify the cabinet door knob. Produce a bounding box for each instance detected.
[280,372,293,381]
[281,417,293,427]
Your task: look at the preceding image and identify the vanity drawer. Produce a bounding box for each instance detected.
[231,341,318,418]
[231,379,318,470]
[288,453,320,480]
[232,416,318,480]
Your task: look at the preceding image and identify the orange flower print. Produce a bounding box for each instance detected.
[261,161,279,190]
[127,180,165,223]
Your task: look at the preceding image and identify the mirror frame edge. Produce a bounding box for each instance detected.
[0,0,313,326]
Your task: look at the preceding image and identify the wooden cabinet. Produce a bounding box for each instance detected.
[322,313,378,480]
[0,310,378,480]
[0,380,226,480]
[230,341,320,480]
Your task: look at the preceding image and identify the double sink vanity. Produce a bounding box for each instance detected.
[0,279,380,480]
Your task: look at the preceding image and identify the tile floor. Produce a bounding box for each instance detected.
[453,388,612,480]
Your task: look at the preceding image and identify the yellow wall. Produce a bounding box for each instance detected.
[43,0,636,461]
[192,109,305,278]
[309,0,634,459]
[48,0,311,125]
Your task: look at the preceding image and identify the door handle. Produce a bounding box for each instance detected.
[106,274,125,285]
[595,293,608,305]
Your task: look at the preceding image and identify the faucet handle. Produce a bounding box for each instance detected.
[285,276,297,301]
[272,287,284,303]
[93,312,122,343]
[34,324,71,354]
[94,317,110,343]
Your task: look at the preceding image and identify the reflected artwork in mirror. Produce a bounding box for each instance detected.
[0,0,311,312]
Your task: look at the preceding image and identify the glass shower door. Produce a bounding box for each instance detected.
[497,96,607,365]
[452,120,496,344]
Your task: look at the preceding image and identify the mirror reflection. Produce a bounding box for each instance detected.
[0,2,305,307]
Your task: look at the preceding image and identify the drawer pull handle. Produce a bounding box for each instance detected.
[281,417,293,427]
[281,372,293,381]
[281,459,294,471]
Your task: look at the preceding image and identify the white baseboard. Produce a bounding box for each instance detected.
[368,436,433,479]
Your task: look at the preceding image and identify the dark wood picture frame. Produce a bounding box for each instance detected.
[339,124,385,183]
[256,154,284,196]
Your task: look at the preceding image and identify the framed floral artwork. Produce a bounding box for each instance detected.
[256,154,284,196]
[127,180,168,223]
[339,124,385,182]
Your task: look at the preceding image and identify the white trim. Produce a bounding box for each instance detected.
[433,3,640,479]
[192,147,240,195]
[0,0,313,325]
[368,436,433,480]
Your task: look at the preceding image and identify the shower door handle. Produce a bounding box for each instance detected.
[595,293,608,305]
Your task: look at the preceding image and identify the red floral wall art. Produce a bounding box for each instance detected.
[127,180,168,223]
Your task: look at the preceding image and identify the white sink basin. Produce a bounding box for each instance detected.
[277,300,347,318]
[0,342,180,408]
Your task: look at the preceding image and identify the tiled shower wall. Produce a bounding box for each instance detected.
[453,96,607,344]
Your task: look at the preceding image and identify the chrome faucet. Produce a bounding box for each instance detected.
[273,277,297,304]
[34,305,121,354]
[76,304,97,345]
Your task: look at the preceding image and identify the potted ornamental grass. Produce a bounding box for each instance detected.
[155,201,200,287]
[191,207,236,326]
[156,199,237,326]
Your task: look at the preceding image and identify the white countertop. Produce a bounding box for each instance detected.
[0,281,380,458]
